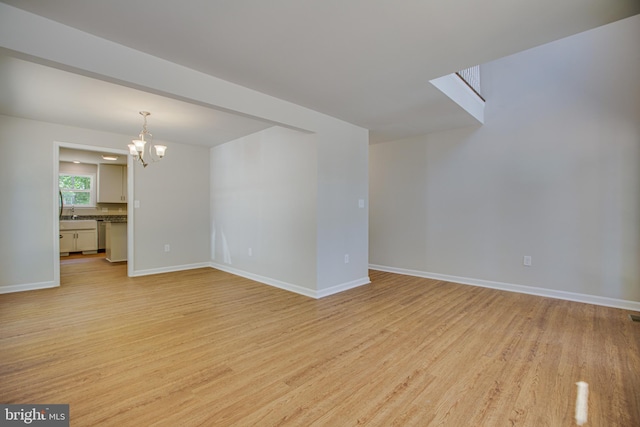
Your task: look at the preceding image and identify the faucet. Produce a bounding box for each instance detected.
[71,206,78,220]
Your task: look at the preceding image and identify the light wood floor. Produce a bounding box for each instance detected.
[1,257,639,426]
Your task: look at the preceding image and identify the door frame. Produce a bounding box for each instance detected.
[54,141,134,285]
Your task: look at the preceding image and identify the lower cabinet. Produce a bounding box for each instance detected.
[60,230,98,255]
[105,222,127,262]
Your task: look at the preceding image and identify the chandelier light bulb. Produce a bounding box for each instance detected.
[129,111,166,167]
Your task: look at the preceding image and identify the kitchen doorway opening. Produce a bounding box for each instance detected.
[54,141,134,286]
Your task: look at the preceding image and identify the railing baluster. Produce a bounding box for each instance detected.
[456,65,484,101]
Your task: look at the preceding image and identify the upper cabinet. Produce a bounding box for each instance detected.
[97,164,127,203]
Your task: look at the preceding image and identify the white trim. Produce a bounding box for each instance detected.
[316,277,371,298]
[53,144,61,287]
[0,281,58,294]
[126,155,134,278]
[210,262,317,298]
[210,262,371,299]
[369,264,640,312]
[130,262,211,277]
[54,141,131,287]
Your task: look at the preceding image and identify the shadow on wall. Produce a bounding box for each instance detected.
[211,220,232,265]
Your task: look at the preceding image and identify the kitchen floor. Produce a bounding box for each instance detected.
[61,252,107,261]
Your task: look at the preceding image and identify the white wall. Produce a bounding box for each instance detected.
[316,123,370,295]
[0,115,211,292]
[59,161,96,175]
[131,138,210,274]
[370,15,640,306]
[211,124,371,298]
[210,127,318,294]
[0,116,58,289]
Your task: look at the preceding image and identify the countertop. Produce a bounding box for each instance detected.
[60,215,127,223]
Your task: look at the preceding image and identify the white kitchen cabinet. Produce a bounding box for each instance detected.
[59,231,75,254]
[97,164,127,203]
[60,230,97,255]
[76,230,98,251]
[105,222,127,262]
[60,220,98,255]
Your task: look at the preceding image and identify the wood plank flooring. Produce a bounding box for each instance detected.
[1,257,639,426]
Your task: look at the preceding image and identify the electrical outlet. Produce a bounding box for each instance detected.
[523,256,532,266]
[344,254,349,264]
[248,247,253,257]
[164,244,170,252]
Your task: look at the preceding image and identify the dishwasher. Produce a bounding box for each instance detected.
[98,220,106,251]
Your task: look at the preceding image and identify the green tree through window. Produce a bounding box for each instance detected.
[59,174,95,206]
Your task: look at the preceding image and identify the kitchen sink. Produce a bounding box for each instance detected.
[60,219,97,230]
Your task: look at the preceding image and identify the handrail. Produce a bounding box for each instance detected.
[456,65,484,101]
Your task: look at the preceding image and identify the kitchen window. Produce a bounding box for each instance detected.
[59,174,96,207]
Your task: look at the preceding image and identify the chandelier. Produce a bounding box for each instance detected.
[128,111,167,167]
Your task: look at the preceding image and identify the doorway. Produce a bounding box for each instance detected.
[54,141,134,286]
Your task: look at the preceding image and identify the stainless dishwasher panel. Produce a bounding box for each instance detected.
[98,221,106,250]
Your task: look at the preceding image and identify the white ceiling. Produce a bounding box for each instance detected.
[0,54,274,147]
[1,0,638,145]
[59,147,128,166]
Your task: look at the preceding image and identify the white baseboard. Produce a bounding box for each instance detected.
[131,262,211,277]
[316,276,371,298]
[0,281,58,294]
[210,262,370,299]
[369,264,640,312]
[210,262,316,298]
